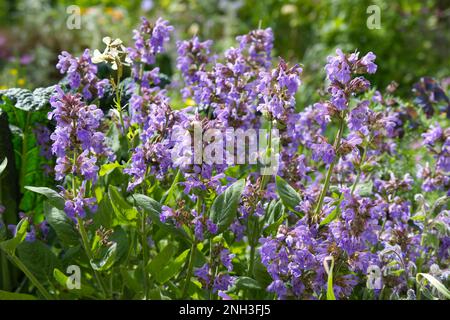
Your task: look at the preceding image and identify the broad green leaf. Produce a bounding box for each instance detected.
[416,273,450,299]
[235,276,262,290]
[43,202,79,246]
[157,249,190,284]
[16,240,59,283]
[275,176,302,216]
[210,179,245,234]
[24,186,65,211]
[108,185,138,223]
[147,243,177,280]
[0,290,37,300]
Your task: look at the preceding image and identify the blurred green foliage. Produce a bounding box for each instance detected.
[0,0,448,105]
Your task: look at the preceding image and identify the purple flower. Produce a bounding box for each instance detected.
[360,52,377,73]
[220,249,235,272]
[56,49,106,100]
[348,100,369,131]
[311,142,335,164]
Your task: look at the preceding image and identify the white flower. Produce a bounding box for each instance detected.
[92,37,131,70]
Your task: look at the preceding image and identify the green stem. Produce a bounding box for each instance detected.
[141,210,149,299]
[181,240,197,299]
[7,253,53,300]
[76,217,109,298]
[247,120,273,277]
[314,116,345,218]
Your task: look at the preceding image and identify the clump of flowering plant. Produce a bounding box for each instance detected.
[0,16,448,301]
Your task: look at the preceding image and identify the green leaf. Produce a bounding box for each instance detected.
[320,206,339,226]
[0,219,29,255]
[108,185,138,223]
[43,202,79,246]
[99,162,121,177]
[275,176,302,216]
[235,276,262,290]
[325,257,336,300]
[416,273,450,299]
[132,194,190,242]
[0,290,37,300]
[161,169,182,205]
[157,249,190,284]
[93,197,113,228]
[253,259,272,289]
[147,243,177,283]
[24,186,65,211]
[265,200,284,225]
[210,179,245,234]
[91,243,117,271]
[16,240,59,283]
[53,268,95,298]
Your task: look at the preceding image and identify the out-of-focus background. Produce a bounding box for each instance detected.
[0,0,449,106]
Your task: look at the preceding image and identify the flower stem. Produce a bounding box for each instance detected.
[181,240,197,299]
[76,217,109,298]
[141,210,149,299]
[314,116,345,218]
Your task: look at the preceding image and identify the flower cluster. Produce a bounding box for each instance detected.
[195,247,236,293]
[48,87,111,220]
[56,49,108,100]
